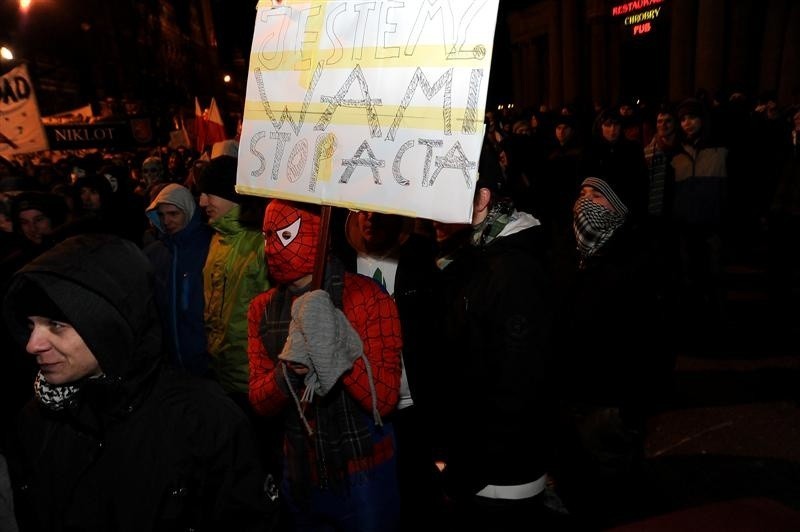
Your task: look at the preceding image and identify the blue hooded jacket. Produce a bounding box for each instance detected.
[144,184,212,375]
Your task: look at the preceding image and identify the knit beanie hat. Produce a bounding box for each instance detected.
[677,98,705,119]
[74,174,113,205]
[195,155,240,203]
[278,290,364,399]
[554,113,577,129]
[580,177,629,216]
[12,191,68,227]
[278,289,382,434]
[597,108,622,125]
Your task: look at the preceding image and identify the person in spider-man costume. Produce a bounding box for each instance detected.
[248,199,402,532]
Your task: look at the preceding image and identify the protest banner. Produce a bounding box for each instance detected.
[43,119,156,150]
[237,0,500,223]
[42,103,95,125]
[0,63,49,155]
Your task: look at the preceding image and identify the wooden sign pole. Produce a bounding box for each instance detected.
[311,205,332,291]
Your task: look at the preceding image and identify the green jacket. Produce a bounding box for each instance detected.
[204,206,269,394]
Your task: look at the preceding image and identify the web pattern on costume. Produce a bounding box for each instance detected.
[247,288,287,416]
[338,272,402,413]
[263,201,320,284]
[247,272,402,418]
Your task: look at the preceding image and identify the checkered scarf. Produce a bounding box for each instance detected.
[264,262,374,504]
[573,197,626,269]
[34,371,81,411]
[471,197,514,247]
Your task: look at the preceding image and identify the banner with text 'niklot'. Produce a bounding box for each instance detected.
[238,0,499,223]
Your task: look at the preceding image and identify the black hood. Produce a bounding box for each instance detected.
[3,234,163,392]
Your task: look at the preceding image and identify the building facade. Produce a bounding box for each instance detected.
[0,0,249,143]
[505,0,799,110]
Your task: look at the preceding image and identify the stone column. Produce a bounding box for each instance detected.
[778,2,799,104]
[548,0,563,110]
[560,0,579,106]
[694,0,726,93]
[586,0,607,106]
[758,0,789,96]
[726,0,757,91]
[669,0,697,101]
[512,43,526,108]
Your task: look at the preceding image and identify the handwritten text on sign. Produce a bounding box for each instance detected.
[237,0,499,223]
[0,64,49,155]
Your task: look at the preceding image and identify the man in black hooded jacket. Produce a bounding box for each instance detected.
[2,233,276,531]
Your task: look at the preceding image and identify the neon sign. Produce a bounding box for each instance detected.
[611,0,666,36]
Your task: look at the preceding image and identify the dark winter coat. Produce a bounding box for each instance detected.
[434,219,554,498]
[557,222,669,418]
[144,201,212,376]
[2,234,273,532]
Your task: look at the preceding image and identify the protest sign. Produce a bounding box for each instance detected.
[237,0,499,223]
[0,63,49,155]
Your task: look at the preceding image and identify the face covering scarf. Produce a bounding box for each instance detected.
[573,197,625,268]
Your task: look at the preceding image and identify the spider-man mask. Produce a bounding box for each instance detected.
[263,200,320,285]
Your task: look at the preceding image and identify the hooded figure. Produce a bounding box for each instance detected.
[144,184,212,376]
[247,200,402,530]
[2,234,274,531]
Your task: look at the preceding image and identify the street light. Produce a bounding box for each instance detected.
[223,74,231,84]
[0,46,13,61]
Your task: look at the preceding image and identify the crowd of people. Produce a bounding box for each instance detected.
[0,88,798,531]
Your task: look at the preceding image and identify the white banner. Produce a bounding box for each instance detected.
[42,103,95,125]
[0,64,49,155]
[237,0,499,223]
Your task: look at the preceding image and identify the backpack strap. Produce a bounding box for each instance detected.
[323,256,345,311]
[263,286,289,362]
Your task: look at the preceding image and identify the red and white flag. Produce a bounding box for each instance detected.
[205,98,227,147]
[194,97,227,153]
[194,97,207,153]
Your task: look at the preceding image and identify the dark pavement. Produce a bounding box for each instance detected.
[610,235,800,530]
